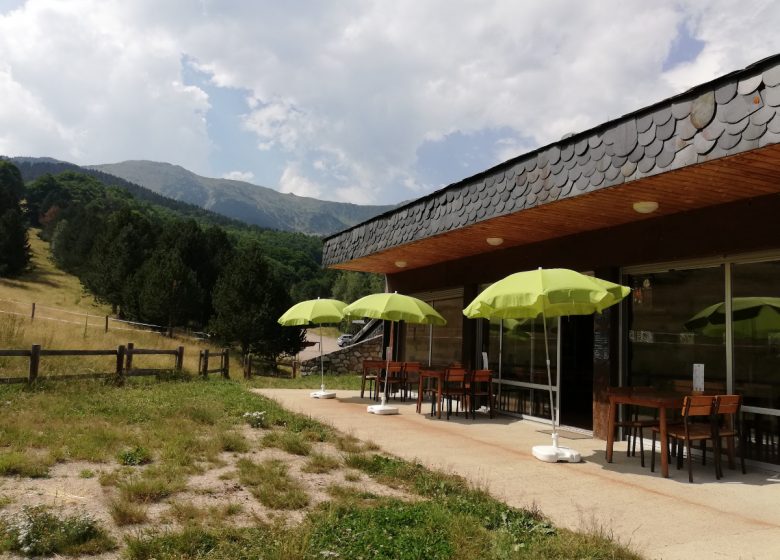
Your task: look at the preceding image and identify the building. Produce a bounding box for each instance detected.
[322,54,780,467]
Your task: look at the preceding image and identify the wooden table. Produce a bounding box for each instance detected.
[606,389,684,478]
[417,369,445,418]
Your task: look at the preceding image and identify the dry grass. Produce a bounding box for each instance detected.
[0,231,232,377]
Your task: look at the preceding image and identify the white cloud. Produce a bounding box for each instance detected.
[2,0,780,204]
[278,164,322,198]
[222,170,254,182]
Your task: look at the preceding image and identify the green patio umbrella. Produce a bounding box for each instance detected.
[343,292,446,415]
[278,298,347,399]
[464,268,629,462]
[685,296,780,339]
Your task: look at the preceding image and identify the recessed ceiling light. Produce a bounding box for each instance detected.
[394,260,407,268]
[486,237,504,246]
[632,201,659,214]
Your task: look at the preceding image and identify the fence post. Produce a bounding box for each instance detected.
[292,360,299,379]
[105,316,109,333]
[30,302,36,321]
[29,344,40,383]
[125,342,134,373]
[176,346,184,371]
[201,349,209,378]
[222,349,230,379]
[116,345,125,385]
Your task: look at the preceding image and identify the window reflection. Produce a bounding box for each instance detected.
[626,267,726,391]
[402,293,463,368]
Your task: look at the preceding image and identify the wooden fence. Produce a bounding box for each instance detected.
[0,343,189,384]
[197,348,230,379]
[243,354,298,379]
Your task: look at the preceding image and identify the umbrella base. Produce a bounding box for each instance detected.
[310,390,337,399]
[532,444,581,463]
[367,403,399,415]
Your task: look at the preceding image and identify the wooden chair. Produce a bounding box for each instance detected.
[441,367,470,420]
[468,369,494,419]
[379,361,406,401]
[360,359,384,399]
[606,386,658,467]
[401,362,421,401]
[713,394,746,478]
[651,395,717,483]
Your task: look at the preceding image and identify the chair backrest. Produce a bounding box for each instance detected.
[673,379,726,394]
[386,361,405,380]
[403,362,421,382]
[714,394,742,430]
[444,367,469,383]
[682,395,715,418]
[363,359,385,372]
[471,369,492,383]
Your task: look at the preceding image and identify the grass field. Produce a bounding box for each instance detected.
[0,232,641,558]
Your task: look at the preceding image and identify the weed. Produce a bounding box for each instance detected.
[243,411,267,429]
[301,452,340,474]
[78,469,95,479]
[0,505,116,556]
[0,452,50,478]
[0,495,12,509]
[218,431,249,453]
[108,498,148,525]
[261,430,311,456]
[237,458,309,510]
[334,434,370,454]
[344,471,361,482]
[118,467,186,503]
[118,446,153,466]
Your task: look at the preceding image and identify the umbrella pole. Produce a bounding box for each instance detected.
[319,324,325,393]
[542,311,558,448]
[381,321,394,406]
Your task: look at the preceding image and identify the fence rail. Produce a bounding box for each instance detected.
[0,342,191,384]
[198,349,230,379]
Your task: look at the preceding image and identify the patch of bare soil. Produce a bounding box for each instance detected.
[0,425,413,558]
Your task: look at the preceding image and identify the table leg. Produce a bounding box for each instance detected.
[437,377,442,419]
[416,376,423,413]
[606,398,616,463]
[659,407,669,478]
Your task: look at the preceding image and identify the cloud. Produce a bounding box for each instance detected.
[222,170,254,182]
[278,164,322,198]
[2,0,780,205]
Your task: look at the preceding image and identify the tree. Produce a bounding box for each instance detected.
[332,271,385,303]
[210,242,304,360]
[0,161,30,276]
[130,249,203,329]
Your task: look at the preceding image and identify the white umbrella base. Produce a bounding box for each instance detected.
[310,390,337,399]
[367,404,399,415]
[532,445,581,463]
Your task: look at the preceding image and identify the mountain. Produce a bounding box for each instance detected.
[5,156,241,227]
[89,160,395,235]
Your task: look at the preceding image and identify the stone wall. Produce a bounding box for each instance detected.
[300,334,383,376]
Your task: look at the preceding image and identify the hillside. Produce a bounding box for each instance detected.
[89,160,394,235]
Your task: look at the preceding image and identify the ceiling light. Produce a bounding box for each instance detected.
[394,260,407,268]
[632,201,659,214]
[486,237,504,246]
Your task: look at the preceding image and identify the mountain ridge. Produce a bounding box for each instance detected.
[89,160,394,235]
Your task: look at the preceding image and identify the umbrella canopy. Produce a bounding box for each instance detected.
[684,296,780,338]
[278,298,347,327]
[344,292,447,326]
[463,268,629,462]
[278,298,347,399]
[464,268,630,320]
[344,292,446,414]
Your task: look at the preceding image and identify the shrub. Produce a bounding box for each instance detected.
[118,446,152,466]
[0,505,116,556]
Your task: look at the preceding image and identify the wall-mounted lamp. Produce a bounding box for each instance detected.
[394,260,407,268]
[632,201,659,214]
[486,237,504,246]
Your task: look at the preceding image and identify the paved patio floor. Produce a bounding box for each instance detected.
[257,389,780,560]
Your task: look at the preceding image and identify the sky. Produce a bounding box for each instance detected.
[1,1,779,205]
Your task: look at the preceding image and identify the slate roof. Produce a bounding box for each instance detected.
[323,54,780,267]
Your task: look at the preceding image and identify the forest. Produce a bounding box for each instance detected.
[0,160,382,360]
